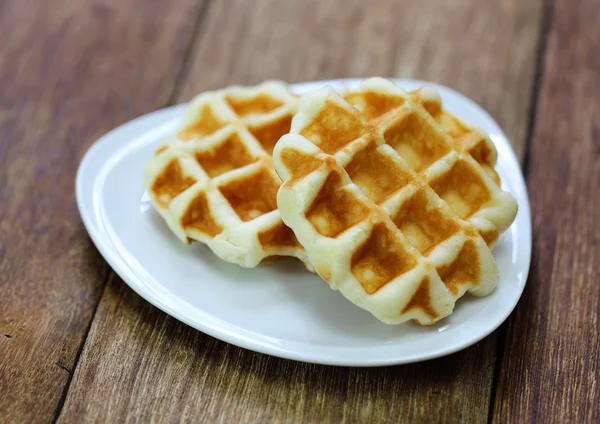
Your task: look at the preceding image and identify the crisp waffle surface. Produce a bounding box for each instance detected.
[406,87,501,185]
[144,81,310,268]
[345,85,501,185]
[273,78,517,325]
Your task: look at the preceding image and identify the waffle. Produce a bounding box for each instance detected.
[340,78,516,246]
[144,81,310,268]
[344,85,501,185]
[273,78,517,324]
[407,87,500,185]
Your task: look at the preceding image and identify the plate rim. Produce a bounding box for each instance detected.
[76,78,532,367]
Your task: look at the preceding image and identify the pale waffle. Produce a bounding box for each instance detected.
[273,78,517,325]
[144,81,310,268]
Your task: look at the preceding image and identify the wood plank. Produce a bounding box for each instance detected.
[492,0,600,422]
[59,0,544,422]
[60,276,499,423]
[179,0,543,161]
[0,0,204,422]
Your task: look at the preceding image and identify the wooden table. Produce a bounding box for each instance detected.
[1,0,598,422]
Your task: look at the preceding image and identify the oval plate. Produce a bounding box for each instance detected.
[76,79,531,366]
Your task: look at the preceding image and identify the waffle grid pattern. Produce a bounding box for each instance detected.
[274,78,517,324]
[144,81,310,268]
[406,87,501,185]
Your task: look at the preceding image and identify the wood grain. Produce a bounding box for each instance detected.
[59,275,499,423]
[180,0,543,162]
[492,0,600,421]
[0,0,204,422]
[56,0,545,422]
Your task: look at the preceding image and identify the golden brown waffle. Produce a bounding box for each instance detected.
[408,87,500,185]
[340,79,516,245]
[144,81,310,268]
[274,78,517,324]
[345,85,501,185]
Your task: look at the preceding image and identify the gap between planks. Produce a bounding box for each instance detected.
[50,3,213,423]
[486,0,554,422]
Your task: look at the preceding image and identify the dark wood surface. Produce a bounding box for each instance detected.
[0,0,205,421]
[492,0,600,422]
[1,0,597,422]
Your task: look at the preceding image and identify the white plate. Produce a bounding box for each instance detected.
[76,79,531,366]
